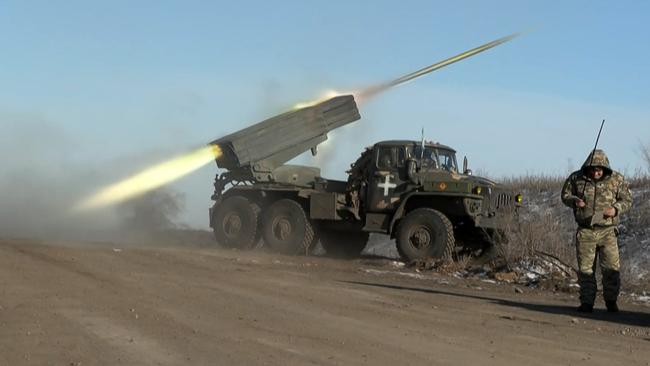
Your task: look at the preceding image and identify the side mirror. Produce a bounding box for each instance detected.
[463,156,472,176]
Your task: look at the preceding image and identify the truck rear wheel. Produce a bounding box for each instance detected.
[212,196,260,249]
[262,199,315,255]
[319,230,369,258]
[396,208,455,262]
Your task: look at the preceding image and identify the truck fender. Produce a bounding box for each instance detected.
[388,192,430,235]
[388,191,483,235]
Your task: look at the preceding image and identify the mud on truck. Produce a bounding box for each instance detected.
[208,95,522,262]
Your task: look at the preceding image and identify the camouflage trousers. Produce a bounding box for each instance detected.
[575,226,621,305]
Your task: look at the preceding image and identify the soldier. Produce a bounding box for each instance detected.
[561,149,633,313]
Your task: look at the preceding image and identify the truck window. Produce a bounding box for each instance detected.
[412,146,438,169]
[438,150,457,171]
[412,146,457,171]
[377,147,395,169]
[397,147,405,167]
[377,146,405,169]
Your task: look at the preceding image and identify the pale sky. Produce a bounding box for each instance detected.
[1,1,648,229]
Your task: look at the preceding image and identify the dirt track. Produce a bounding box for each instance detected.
[1,239,649,366]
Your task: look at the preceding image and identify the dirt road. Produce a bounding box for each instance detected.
[1,239,648,366]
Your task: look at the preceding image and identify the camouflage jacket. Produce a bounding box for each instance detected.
[561,150,633,228]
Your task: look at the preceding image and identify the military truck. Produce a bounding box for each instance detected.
[208,95,521,261]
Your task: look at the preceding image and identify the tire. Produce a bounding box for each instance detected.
[319,229,369,259]
[212,196,260,249]
[396,208,455,262]
[261,199,315,255]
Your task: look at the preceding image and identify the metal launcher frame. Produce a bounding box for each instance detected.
[210,95,360,187]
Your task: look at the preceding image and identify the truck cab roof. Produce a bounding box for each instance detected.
[374,140,456,153]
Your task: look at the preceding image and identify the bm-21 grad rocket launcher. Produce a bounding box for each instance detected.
[208,33,523,261]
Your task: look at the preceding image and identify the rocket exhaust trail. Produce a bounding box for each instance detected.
[356,32,520,101]
[73,145,222,212]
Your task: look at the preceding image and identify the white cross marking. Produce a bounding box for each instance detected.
[378,175,397,196]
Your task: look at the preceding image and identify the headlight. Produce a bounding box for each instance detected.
[473,186,482,195]
[515,194,523,203]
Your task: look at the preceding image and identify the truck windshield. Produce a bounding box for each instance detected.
[412,146,458,172]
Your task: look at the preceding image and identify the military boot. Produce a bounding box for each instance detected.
[577,303,593,313]
[602,270,621,312]
[605,301,619,313]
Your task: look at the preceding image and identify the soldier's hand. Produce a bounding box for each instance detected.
[603,207,617,218]
[576,199,586,208]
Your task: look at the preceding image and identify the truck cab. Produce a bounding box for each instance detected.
[349,140,521,261]
[365,140,460,214]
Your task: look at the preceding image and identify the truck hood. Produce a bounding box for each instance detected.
[461,174,498,187]
[416,171,499,187]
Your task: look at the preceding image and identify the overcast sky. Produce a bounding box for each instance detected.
[1,1,649,229]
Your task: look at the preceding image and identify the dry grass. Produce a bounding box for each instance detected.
[500,174,565,194]
[639,140,650,172]
[409,255,471,274]
[629,172,650,190]
[626,140,650,189]
[495,203,576,272]
[496,175,574,266]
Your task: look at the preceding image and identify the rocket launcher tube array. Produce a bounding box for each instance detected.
[210,95,360,181]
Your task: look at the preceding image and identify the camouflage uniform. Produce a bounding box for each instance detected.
[561,150,632,307]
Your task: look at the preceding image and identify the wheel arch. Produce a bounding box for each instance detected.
[213,187,312,223]
[388,192,468,237]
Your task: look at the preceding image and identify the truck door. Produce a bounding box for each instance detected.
[367,145,408,213]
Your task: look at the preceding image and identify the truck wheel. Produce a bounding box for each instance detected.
[319,230,369,258]
[262,199,315,255]
[212,196,261,249]
[396,208,455,262]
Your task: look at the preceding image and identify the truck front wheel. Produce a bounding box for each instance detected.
[212,196,260,249]
[262,199,315,255]
[396,208,455,262]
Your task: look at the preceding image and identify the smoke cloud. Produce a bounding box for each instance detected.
[116,189,184,231]
[0,111,188,243]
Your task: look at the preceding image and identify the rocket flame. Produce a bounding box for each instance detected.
[74,145,222,211]
[292,90,347,110]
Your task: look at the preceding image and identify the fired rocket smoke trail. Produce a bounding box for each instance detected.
[356,32,520,101]
[73,145,222,212]
[291,32,520,108]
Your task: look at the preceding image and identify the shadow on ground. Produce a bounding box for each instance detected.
[343,280,650,328]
